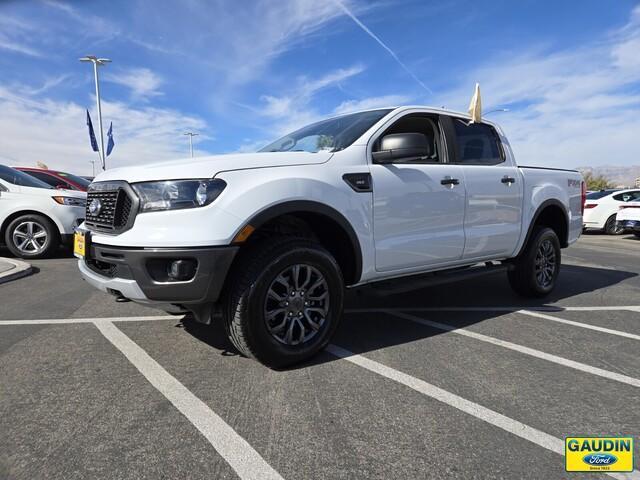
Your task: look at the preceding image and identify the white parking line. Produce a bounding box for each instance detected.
[0,315,179,325]
[517,310,640,341]
[326,344,640,480]
[94,321,283,480]
[388,311,640,388]
[345,306,640,313]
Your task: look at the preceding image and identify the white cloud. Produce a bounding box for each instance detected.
[435,7,640,168]
[104,68,164,100]
[0,15,43,57]
[0,85,208,175]
[333,94,411,114]
[254,64,366,133]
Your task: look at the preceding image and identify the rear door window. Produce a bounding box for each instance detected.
[28,171,73,189]
[450,118,504,165]
[613,191,640,202]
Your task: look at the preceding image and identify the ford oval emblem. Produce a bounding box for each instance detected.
[583,453,618,466]
[88,198,102,216]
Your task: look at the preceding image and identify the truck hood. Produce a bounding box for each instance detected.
[93,151,333,184]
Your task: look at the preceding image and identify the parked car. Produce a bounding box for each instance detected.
[0,165,86,258]
[616,201,640,238]
[75,106,584,367]
[583,189,640,234]
[14,167,92,192]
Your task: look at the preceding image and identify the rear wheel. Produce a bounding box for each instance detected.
[223,237,344,368]
[508,227,561,297]
[604,214,624,235]
[634,232,640,239]
[4,214,59,259]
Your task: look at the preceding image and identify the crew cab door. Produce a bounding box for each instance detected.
[444,116,523,259]
[370,113,466,272]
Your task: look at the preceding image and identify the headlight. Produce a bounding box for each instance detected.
[52,196,87,207]
[132,179,226,212]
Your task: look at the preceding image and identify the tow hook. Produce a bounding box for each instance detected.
[107,288,131,303]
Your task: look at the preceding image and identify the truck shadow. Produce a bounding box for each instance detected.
[181,264,638,369]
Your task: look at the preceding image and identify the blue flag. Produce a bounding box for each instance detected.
[86,110,99,152]
[106,122,115,156]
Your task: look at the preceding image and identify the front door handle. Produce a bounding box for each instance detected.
[441,177,460,186]
[501,176,516,184]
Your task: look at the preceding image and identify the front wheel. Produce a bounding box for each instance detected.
[508,227,561,297]
[223,238,344,369]
[4,214,59,259]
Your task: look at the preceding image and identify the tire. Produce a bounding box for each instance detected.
[4,214,59,259]
[508,227,561,298]
[634,232,640,239]
[223,237,344,369]
[604,214,624,235]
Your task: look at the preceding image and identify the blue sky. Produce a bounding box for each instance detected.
[0,0,639,174]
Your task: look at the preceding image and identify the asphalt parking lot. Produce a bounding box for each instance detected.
[1,233,639,480]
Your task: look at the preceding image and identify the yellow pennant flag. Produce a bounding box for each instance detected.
[468,83,482,123]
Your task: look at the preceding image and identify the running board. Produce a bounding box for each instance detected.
[362,263,510,296]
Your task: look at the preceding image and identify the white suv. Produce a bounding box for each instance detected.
[0,165,86,259]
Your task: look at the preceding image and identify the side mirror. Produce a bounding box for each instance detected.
[372,133,431,164]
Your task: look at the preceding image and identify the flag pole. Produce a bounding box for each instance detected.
[80,56,111,171]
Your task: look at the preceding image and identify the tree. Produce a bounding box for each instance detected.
[582,171,613,190]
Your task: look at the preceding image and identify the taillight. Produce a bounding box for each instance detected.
[584,204,597,209]
[581,181,586,215]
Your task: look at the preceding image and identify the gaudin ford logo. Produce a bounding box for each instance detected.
[583,453,618,466]
[565,437,633,472]
[88,198,102,216]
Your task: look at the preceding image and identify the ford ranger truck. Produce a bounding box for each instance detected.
[75,107,585,368]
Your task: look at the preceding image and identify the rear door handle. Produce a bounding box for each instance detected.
[501,176,516,184]
[441,177,460,186]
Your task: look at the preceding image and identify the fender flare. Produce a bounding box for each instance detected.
[243,200,363,284]
[517,199,569,256]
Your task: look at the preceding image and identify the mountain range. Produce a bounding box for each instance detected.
[575,165,640,188]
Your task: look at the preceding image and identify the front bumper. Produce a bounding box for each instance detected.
[78,241,238,304]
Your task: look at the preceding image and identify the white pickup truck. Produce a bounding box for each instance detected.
[76,106,584,367]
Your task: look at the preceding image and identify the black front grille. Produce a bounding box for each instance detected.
[85,182,137,233]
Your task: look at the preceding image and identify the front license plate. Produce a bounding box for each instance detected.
[74,231,86,258]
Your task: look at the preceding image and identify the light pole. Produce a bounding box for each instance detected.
[184,132,198,158]
[485,108,510,115]
[80,55,111,171]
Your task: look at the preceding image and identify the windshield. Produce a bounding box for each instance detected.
[0,165,54,189]
[260,109,393,153]
[57,171,91,187]
[586,190,619,200]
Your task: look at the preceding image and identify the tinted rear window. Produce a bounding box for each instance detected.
[586,190,619,200]
[0,165,53,188]
[451,118,503,165]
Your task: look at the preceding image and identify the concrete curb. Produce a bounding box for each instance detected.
[0,257,33,285]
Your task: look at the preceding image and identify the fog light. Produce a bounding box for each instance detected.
[167,259,197,281]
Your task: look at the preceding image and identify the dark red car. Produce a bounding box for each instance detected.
[13,167,91,191]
